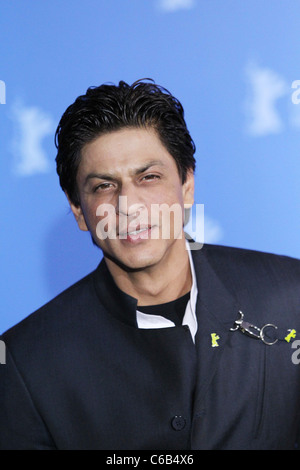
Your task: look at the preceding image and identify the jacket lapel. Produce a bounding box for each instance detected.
[191,245,242,409]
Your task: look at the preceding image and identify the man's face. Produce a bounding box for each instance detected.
[69,127,194,272]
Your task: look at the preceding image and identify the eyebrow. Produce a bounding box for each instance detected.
[134,160,165,175]
[83,160,165,186]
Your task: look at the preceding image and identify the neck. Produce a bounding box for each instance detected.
[105,239,192,306]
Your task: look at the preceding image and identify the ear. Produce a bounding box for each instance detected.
[182,170,194,209]
[65,192,89,232]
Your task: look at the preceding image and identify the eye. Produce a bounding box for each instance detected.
[141,174,161,182]
[94,182,115,192]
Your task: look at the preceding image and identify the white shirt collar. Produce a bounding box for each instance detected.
[136,240,198,342]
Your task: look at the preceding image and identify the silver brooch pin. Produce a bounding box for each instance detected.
[230,310,278,346]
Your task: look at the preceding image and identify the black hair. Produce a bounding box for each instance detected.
[55,79,196,206]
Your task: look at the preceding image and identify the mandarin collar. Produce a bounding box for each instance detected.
[93,259,138,327]
[92,241,240,331]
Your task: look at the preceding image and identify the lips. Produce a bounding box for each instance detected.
[118,225,153,242]
[126,227,149,236]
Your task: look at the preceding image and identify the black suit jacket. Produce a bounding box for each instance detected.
[1,243,300,450]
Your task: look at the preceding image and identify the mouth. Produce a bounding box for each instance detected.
[118,225,154,242]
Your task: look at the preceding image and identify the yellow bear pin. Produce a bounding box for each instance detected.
[285,329,296,343]
[211,333,220,347]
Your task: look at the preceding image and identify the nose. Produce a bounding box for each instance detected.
[116,184,145,217]
[116,197,145,219]
[116,185,148,235]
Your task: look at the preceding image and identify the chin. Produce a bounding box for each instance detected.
[101,236,181,273]
[103,248,161,273]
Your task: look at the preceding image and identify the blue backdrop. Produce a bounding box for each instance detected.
[1,0,300,332]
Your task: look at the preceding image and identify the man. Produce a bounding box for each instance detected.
[1,80,300,450]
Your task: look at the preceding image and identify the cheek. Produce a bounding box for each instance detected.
[81,202,98,226]
[81,200,113,233]
[148,183,183,204]
[149,196,184,237]
[92,204,119,242]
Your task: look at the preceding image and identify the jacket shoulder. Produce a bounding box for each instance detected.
[2,268,99,347]
[203,243,300,273]
[200,244,300,321]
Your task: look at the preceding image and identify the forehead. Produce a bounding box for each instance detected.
[79,127,177,175]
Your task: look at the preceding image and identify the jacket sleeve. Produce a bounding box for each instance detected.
[0,339,56,450]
